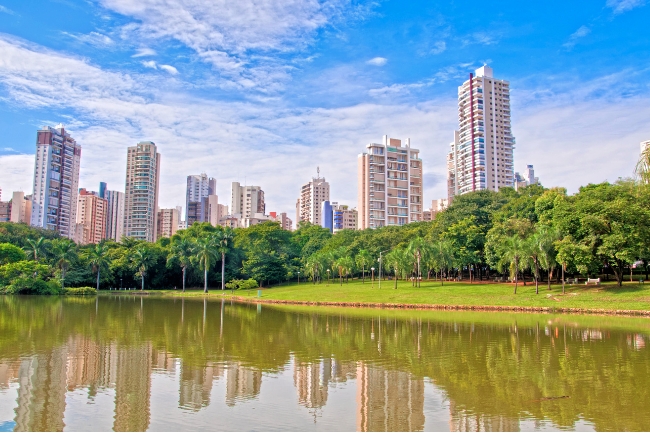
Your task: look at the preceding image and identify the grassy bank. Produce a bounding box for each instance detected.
[122,278,650,313]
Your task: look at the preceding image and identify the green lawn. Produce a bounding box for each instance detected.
[225,278,650,312]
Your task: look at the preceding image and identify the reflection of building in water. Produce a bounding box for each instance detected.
[179,362,224,411]
[225,362,262,407]
[448,400,520,432]
[65,335,105,393]
[113,343,152,432]
[14,347,69,432]
[294,359,331,409]
[356,362,425,432]
[153,349,177,374]
[0,361,21,389]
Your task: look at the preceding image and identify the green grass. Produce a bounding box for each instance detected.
[229,278,650,311]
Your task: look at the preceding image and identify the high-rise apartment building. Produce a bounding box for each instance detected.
[75,189,107,245]
[123,141,161,242]
[357,136,424,229]
[0,201,9,222]
[186,173,216,221]
[30,125,82,239]
[515,164,539,191]
[156,208,180,239]
[322,201,357,232]
[297,171,330,226]
[231,182,265,218]
[105,190,125,242]
[9,192,32,224]
[201,195,228,227]
[447,65,515,200]
[269,212,292,231]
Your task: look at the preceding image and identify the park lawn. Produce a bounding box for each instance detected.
[227,279,650,311]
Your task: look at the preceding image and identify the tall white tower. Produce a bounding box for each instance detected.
[123,141,161,242]
[447,66,515,200]
[297,169,330,227]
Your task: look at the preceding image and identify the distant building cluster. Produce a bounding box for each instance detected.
[7,66,644,240]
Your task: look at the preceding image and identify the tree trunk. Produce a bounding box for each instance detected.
[61,269,66,290]
[514,258,518,294]
[221,252,225,290]
[562,264,565,295]
[394,270,398,290]
[547,268,551,290]
[535,261,540,294]
[96,269,100,291]
[204,268,208,293]
[417,257,421,288]
[182,267,186,292]
[141,275,144,291]
[362,265,365,283]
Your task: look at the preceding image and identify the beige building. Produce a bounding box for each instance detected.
[156,208,180,239]
[447,65,515,200]
[231,182,265,218]
[10,191,32,224]
[124,142,161,242]
[201,195,228,227]
[269,212,293,231]
[297,171,330,226]
[357,136,424,229]
[431,198,449,219]
[75,189,107,245]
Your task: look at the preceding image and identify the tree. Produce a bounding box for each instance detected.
[429,240,454,286]
[635,144,650,184]
[536,226,560,290]
[384,249,409,290]
[523,232,543,294]
[305,253,323,284]
[444,218,482,283]
[0,243,26,265]
[24,237,46,261]
[85,242,110,291]
[355,249,372,284]
[194,235,218,293]
[498,235,525,294]
[130,245,154,291]
[216,228,234,290]
[407,238,430,288]
[51,239,77,290]
[335,256,355,284]
[168,234,194,292]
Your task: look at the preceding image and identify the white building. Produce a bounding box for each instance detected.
[186,173,216,221]
[105,190,124,242]
[447,65,515,200]
[9,191,32,224]
[514,164,539,191]
[231,182,265,218]
[357,136,424,229]
[297,170,330,227]
[30,125,81,239]
[123,141,161,242]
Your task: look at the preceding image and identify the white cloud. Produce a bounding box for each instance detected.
[99,0,367,91]
[461,32,499,47]
[563,25,591,49]
[430,41,446,55]
[0,5,15,15]
[606,0,646,13]
[366,57,388,66]
[159,64,179,75]
[141,60,157,69]
[62,31,114,47]
[0,154,35,196]
[132,47,157,58]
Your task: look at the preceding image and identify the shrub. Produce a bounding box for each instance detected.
[225,279,259,291]
[3,277,61,295]
[0,243,26,265]
[63,287,97,296]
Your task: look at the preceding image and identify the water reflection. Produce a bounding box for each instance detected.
[0,296,648,431]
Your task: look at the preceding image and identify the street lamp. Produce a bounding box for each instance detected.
[327,269,331,286]
[378,249,390,289]
[120,278,123,291]
[297,271,300,285]
[371,267,375,288]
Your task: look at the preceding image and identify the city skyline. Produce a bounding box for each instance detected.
[0,1,648,214]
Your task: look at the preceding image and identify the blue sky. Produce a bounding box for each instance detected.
[0,0,649,214]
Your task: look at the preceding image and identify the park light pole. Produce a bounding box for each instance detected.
[371,267,375,288]
[297,271,300,285]
[378,249,390,289]
[327,269,330,286]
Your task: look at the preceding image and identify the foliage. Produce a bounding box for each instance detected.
[225,279,259,291]
[0,243,26,265]
[63,287,97,295]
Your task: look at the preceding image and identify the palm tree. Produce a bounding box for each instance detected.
[498,235,525,294]
[194,234,219,293]
[168,234,194,292]
[384,249,406,290]
[305,254,323,284]
[86,242,110,291]
[524,233,542,294]
[51,239,77,290]
[536,226,559,291]
[24,237,46,261]
[215,228,234,291]
[339,256,355,283]
[408,238,430,288]
[430,240,454,286]
[130,245,154,291]
[355,250,373,284]
[635,144,650,184]
[335,257,346,286]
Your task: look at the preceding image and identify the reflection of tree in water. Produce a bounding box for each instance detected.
[0,296,649,431]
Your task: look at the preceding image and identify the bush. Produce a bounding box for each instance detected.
[225,278,259,291]
[3,277,62,295]
[63,287,97,296]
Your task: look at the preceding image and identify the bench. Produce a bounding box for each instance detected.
[585,278,601,285]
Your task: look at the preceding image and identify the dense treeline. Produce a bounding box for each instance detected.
[1,180,649,294]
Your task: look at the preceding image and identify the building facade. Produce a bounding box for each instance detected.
[231,182,265,218]
[447,66,515,201]
[105,190,125,242]
[156,208,180,239]
[186,173,216,222]
[297,172,330,226]
[30,125,82,239]
[75,189,107,245]
[514,164,539,191]
[123,142,161,242]
[322,201,357,232]
[201,195,228,227]
[357,136,424,229]
[269,212,292,231]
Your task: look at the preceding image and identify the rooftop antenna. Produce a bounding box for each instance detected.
[317,166,320,179]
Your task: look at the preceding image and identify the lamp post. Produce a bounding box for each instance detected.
[371,267,375,288]
[120,278,123,291]
[378,249,390,289]
[297,271,300,285]
[327,269,330,286]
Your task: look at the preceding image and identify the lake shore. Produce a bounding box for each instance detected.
[108,279,650,317]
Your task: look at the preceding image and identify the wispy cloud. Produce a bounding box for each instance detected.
[606,0,646,14]
[461,31,499,47]
[0,5,15,15]
[429,41,446,55]
[563,25,591,49]
[159,64,178,75]
[366,57,387,66]
[62,31,114,47]
[132,47,156,58]
[141,60,157,69]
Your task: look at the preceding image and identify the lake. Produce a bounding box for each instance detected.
[0,295,649,431]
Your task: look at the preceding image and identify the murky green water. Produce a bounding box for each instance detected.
[0,295,649,432]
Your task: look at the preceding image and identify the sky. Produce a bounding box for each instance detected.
[0,0,649,216]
